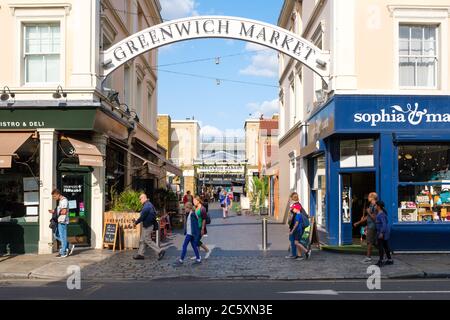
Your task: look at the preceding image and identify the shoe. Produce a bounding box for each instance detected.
[193,259,202,265]
[158,250,166,261]
[297,256,305,261]
[69,244,75,256]
[375,260,384,267]
[58,253,68,258]
[173,259,184,267]
[55,254,62,258]
[285,255,298,259]
[133,254,145,260]
[305,250,312,260]
[385,259,394,265]
[205,250,211,260]
[361,257,373,264]
[190,256,197,260]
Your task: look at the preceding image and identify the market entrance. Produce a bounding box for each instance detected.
[340,172,376,245]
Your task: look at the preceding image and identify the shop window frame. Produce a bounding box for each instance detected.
[395,142,450,224]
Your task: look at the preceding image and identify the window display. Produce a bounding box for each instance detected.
[398,185,450,222]
[398,144,450,223]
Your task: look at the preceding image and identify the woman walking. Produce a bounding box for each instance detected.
[193,195,212,260]
[219,190,229,219]
[375,201,394,267]
[173,202,201,266]
[286,192,300,259]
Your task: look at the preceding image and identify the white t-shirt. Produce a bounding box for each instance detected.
[57,196,69,224]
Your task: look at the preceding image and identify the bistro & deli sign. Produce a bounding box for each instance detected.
[102,16,329,79]
[0,121,45,128]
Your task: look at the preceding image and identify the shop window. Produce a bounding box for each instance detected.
[398,144,450,223]
[398,144,450,183]
[340,139,374,168]
[24,23,61,84]
[399,25,438,88]
[313,156,326,228]
[0,138,39,221]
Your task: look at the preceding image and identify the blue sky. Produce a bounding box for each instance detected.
[158,0,283,136]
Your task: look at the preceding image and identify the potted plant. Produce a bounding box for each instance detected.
[104,188,143,249]
[250,176,269,215]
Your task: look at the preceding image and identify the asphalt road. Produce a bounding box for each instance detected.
[1,279,450,300]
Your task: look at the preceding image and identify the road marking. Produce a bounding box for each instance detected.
[279,290,450,295]
[82,284,104,297]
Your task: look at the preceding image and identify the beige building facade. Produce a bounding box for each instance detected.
[278,0,450,250]
[0,0,175,254]
[170,120,201,195]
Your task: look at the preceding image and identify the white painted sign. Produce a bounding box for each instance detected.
[354,103,450,127]
[102,16,329,80]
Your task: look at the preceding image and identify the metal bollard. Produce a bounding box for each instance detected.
[156,218,161,248]
[262,217,268,250]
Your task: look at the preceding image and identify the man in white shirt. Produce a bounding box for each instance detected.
[50,189,75,258]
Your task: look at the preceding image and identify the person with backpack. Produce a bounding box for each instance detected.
[173,202,201,266]
[290,202,312,260]
[192,195,212,260]
[375,200,394,267]
[286,193,300,259]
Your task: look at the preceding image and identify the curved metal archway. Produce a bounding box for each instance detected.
[101,16,330,83]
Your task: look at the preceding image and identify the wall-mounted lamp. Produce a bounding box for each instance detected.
[53,85,67,99]
[1,86,15,102]
[129,109,140,123]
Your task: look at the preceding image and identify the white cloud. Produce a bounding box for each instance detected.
[201,125,223,137]
[160,0,199,20]
[200,126,245,138]
[247,99,279,118]
[239,43,278,78]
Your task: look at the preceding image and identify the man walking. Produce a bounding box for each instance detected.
[183,191,193,206]
[133,193,166,261]
[50,189,75,258]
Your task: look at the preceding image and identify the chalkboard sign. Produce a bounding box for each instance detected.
[103,223,119,251]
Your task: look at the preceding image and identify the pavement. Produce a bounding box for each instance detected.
[1,203,450,282]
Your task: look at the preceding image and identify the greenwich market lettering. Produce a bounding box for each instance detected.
[354,103,450,127]
[103,16,329,79]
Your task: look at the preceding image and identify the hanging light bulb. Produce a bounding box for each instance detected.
[405,154,413,160]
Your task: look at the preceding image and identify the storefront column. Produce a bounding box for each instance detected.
[38,129,57,254]
[91,134,107,249]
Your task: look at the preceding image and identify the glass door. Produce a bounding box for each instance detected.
[59,172,91,246]
[341,174,353,245]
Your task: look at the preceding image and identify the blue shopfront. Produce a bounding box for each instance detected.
[303,94,450,251]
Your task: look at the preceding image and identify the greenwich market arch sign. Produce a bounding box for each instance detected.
[101,16,330,81]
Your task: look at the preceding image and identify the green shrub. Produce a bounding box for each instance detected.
[111,188,143,212]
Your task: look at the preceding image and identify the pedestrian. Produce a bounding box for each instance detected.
[201,193,209,213]
[193,195,212,260]
[133,193,166,261]
[50,189,75,258]
[354,192,378,264]
[290,202,311,260]
[286,192,300,259]
[183,190,193,206]
[173,202,201,266]
[227,188,234,210]
[219,190,229,219]
[375,201,394,267]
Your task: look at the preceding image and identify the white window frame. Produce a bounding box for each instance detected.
[13,8,67,87]
[398,24,439,89]
[392,7,449,91]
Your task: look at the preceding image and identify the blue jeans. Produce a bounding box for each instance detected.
[181,235,200,261]
[56,223,69,255]
[289,233,297,257]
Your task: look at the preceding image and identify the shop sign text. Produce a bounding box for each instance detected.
[354,103,450,127]
[0,121,46,128]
